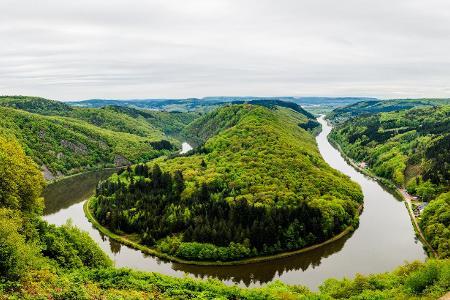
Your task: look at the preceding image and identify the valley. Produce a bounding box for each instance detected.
[42,114,426,289]
[1,96,448,299]
[329,104,450,258]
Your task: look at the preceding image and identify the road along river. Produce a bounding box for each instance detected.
[43,117,426,289]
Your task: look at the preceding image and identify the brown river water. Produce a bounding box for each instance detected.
[43,116,426,289]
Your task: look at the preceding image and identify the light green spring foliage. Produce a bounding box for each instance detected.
[0,133,111,283]
[420,192,450,258]
[330,105,450,258]
[0,96,199,177]
[330,105,449,190]
[328,98,450,123]
[0,135,45,213]
[0,106,160,175]
[0,100,449,299]
[0,208,42,280]
[159,105,362,207]
[93,104,362,260]
[3,258,450,299]
[67,106,199,138]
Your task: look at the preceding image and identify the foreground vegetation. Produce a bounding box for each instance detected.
[329,105,450,258]
[91,103,363,262]
[0,96,198,179]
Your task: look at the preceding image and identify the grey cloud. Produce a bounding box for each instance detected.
[1,0,450,100]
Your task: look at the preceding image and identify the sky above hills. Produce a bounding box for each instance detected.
[1,0,450,101]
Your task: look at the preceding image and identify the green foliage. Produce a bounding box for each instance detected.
[0,135,45,214]
[0,95,73,114]
[320,260,450,299]
[420,192,450,258]
[330,105,450,257]
[0,132,110,283]
[329,98,450,123]
[330,105,449,189]
[3,259,450,299]
[67,105,198,138]
[0,209,41,281]
[92,103,362,261]
[0,98,449,299]
[0,100,199,178]
[38,220,112,269]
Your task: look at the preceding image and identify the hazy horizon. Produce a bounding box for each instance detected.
[2,0,450,100]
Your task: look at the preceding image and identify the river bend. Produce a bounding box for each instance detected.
[43,116,426,289]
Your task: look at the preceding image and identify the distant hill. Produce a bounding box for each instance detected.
[67,96,377,114]
[328,98,450,123]
[0,96,199,179]
[0,95,73,114]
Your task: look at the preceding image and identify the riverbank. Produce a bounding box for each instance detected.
[43,117,426,288]
[84,197,361,266]
[45,166,124,185]
[326,130,437,258]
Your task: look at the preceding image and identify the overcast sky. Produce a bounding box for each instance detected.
[1,0,450,101]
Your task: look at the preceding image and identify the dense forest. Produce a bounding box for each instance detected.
[0,96,198,179]
[91,103,363,262]
[1,121,449,299]
[328,98,450,124]
[329,105,450,258]
[1,97,450,298]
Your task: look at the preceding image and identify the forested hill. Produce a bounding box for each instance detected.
[0,96,198,179]
[1,99,449,299]
[183,100,320,146]
[328,98,450,123]
[329,105,450,258]
[228,99,316,118]
[91,103,363,262]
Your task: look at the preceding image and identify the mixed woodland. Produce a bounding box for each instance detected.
[0,96,449,299]
[0,96,198,179]
[328,98,450,124]
[329,104,450,258]
[91,103,363,261]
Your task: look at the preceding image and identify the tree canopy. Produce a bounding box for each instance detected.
[92,104,362,261]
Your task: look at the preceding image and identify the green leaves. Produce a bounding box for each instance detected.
[0,135,45,214]
[93,104,362,261]
[0,209,41,281]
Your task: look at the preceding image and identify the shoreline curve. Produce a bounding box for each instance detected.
[84,197,362,266]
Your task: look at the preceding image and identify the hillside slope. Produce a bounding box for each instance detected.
[0,96,200,179]
[328,98,450,123]
[329,105,450,257]
[91,103,362,262]
[1,103,449,299]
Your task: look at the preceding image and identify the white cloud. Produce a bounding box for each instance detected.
[1,0,450,100]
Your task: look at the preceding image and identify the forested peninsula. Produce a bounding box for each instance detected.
[90,103,363,262]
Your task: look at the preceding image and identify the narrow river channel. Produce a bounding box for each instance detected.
[43,116,426,289]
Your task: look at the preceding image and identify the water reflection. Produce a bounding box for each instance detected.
[172,232,353,286]
[43,169,117,215]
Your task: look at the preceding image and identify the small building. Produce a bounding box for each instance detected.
[414,202,429,217]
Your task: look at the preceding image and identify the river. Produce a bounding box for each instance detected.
[43,116,426,289]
